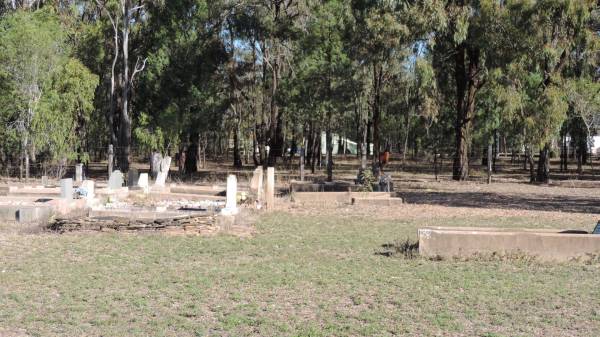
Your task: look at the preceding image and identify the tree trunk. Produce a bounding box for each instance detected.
[577,146,583,177]
[233,129,242,168]
[326,125,333,182]
[526,146,535,182]
[119,0,131,172]
[372,63,382,169]
[300,137,305,181]
[487,142,492,184]
[361,116,368,171]
[452,44,480,181]
[536,143,550,183]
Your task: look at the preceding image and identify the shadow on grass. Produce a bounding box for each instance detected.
[398,190,600,214]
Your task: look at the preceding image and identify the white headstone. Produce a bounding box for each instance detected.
[266,167,275,210]
[154,156,171,187]
[250,167,262,190]
[41,175,49,187]
[221,175,238,215]
[257,169,264,204]
[138,173,149,191]
[75,164,83,183]
[108,170,124,190]
[81,180,95,206]
[60,178,73,200]
[81,179,95,197]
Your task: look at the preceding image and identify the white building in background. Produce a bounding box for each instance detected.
[320,132,373,155]
[591,136,600,155]
[562,135,600,156]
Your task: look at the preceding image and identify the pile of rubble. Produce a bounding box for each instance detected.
[49,213,217,235]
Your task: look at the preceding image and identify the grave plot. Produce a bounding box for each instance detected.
[49,209,218,235]
[418,226,600,262]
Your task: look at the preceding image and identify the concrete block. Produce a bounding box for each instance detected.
[419,226,600,262]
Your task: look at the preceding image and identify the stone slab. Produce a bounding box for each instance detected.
[170,186,225,195]
[351,197,403,206]
[418,226,600,262]
[292,191,395,205]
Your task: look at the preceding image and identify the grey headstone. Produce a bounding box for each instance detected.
[151,152,162,179]
[128,168,139,187]
[41,175,49,186]
[60,178,73,200]
[108,170,124,190]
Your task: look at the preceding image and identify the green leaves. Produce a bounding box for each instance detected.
[0,9,97,164]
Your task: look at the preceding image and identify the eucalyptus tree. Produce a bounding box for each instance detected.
[432,0,519,181]
[0,9,65,179]
[502,0,599,182]
[93,0,147,171]
[350,0,444,170]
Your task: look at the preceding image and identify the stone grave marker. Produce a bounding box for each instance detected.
[266,167,275,210]
[108,145,114,178]
[154,156,171,187]
[128,168,139,187]
[151,152,162,179]
[108,170,124,190]
[60,178,73,200]
[81,180,95,199]
[75,164,83,183]
[41,175,49,187]
[138,173,149,192]
[221,174,238,215]
[250,167,262,190]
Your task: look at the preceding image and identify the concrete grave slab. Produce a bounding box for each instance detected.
[418,226,600,262]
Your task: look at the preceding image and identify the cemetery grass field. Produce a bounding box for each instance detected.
[1,203,600,337]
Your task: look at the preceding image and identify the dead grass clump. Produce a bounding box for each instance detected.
[377,238,419,259]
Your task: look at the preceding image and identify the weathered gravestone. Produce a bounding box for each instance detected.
[127,168,139,187]
[60,178,73,200]
[41,175,49,187]
[250,167,264,205]
[108,145,114,178]
[266,167,275,210]
[151,152,162,179]
[81,180,95,199]
[138,173,149,192]
[154,156,171,187]
[108,170,124,190]
[221,175,238,215]
[75,164,83,183]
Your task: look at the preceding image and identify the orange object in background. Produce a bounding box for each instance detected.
[379,151,391,166]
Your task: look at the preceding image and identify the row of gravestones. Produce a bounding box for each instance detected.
[52,156,172,203]
[221,167,276,215]
[249,167,275,210]
[108,156,172,190]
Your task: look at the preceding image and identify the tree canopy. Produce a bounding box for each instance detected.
[0,0,599,182]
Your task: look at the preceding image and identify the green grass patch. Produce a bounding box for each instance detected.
[1,212,599,336]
